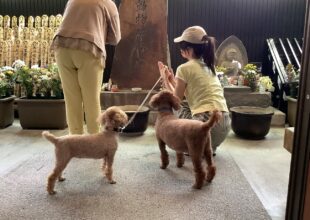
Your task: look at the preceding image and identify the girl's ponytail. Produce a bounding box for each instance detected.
[202,35,216,75]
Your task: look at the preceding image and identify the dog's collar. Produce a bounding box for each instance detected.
[113,127,123,132]
[105,126,123,132]
[158,107,173,113]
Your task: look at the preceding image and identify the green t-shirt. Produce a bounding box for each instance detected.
[176,59,228,115]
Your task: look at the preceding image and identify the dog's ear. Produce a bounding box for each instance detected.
[170,93,181,111]
[113,111,128,127]
[97,111,107,125]
[149,93,160,109]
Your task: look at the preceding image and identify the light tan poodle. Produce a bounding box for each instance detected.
[149,90,221,189]
[42,106,128,195]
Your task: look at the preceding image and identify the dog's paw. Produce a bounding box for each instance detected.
[191,183,203,190]
[109,180,116,184]
[176,162,184,168]
[48,190,57,195]
[160,165,167,169]
[206,174,214,182]
[160,161,169,169]
[206,166,216,182]
[58,177,66,182]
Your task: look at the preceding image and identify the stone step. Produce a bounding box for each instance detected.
[148,107,286,127]
[287,96,297,127]
[271,107,286,127]
[284,127,294,153]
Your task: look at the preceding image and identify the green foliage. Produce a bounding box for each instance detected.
[0,67,17,98]
[16,66,33,98]
[16,63,63,99]
[47,64,63,98]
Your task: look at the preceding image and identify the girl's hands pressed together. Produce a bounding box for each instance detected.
[158,61,176,91]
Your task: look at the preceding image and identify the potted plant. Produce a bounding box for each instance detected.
[285,64,299,126]
[286,64,299,99]
[0,66,16,128]
[15,61,67,129]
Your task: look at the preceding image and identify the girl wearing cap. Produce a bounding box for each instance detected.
[158,26,231,154]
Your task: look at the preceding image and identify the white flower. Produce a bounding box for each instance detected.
[41,75,49,80]
[232,60,242,69]
[31,65,40,69]
[12,60,26,70]
[259,76,273,90]
[246,70,256,75]
[0,66,14,72]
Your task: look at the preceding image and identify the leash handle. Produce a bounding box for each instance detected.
[120,76,162,132]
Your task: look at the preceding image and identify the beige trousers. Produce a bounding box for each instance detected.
[55,47,105,134]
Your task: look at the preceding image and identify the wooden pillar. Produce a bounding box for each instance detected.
[286,0,310,219]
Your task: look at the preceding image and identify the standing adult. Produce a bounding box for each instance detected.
[52,0,121,134]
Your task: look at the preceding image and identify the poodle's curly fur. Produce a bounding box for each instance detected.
[149,90,221,189]
[42,106,128,195]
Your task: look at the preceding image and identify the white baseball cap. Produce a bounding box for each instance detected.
[174,26,207,44]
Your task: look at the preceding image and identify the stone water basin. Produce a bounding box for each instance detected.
[230,106,274,139]
[117,105,150,136]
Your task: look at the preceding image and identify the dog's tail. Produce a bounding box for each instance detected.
[202,110,222,130]
[42,131,58,145]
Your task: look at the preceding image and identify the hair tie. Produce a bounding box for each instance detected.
[201,35,208,44]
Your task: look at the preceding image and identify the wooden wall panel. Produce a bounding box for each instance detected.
[0,0,306,70]
[0,0,68,16]
[168,0,306,69]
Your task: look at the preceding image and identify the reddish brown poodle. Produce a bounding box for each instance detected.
[149,90,221,189]
[42,106,128,195]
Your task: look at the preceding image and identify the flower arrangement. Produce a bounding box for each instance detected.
[241,64,260,91]
[215,66,229,86]
[215,66,227,73]
[259,76,274,91]
[243,64,257,72]
[14,60,63,99]
[0,66,17,98]
[286,64,299,83]
[285,64,299,98]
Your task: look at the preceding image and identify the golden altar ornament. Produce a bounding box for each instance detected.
[19,15,25,28]
[27,16,34,28]
[49,15,56,28]
[0,15,3,28]
[55,14,63,27]
[3,15,10,28]
[42,15,49,28]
